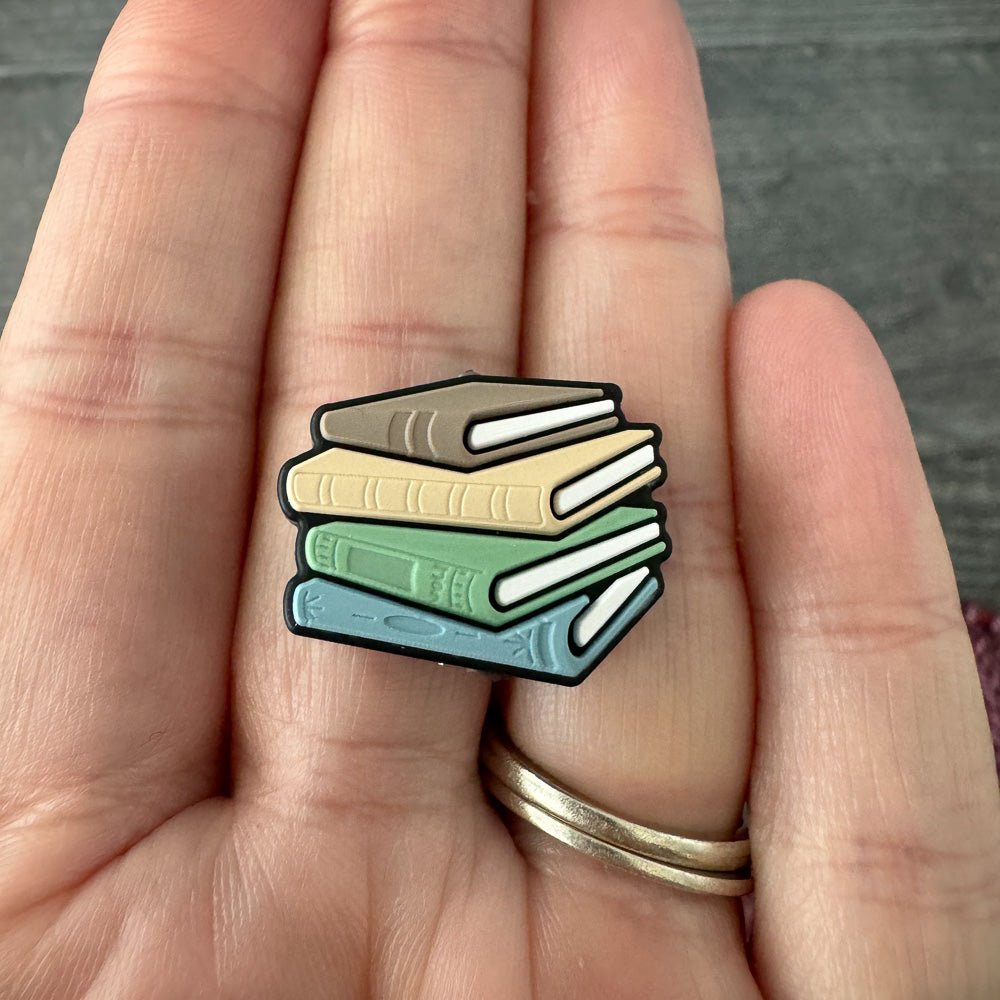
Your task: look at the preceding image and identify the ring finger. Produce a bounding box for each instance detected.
[500,0,757,993]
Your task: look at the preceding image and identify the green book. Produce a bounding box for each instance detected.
[303,506,667,628]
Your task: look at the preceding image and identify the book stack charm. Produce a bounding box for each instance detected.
[278,375,671,685]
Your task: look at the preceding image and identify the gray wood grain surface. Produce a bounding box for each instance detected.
[1,0,998,601]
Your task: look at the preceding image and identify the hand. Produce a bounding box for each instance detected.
[2,1,997,996]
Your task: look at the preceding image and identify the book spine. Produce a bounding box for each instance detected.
[290,471,547,529]
[385,409,438,462]
[306,531,495,621]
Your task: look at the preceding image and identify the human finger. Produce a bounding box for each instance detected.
[731,280,1000,998]
[500,0,758,994]
[234,0,533,816]
[0,0,326,915]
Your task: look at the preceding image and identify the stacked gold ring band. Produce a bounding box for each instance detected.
[480,719,753,897]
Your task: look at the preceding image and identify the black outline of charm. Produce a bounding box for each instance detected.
[278,373,671,685]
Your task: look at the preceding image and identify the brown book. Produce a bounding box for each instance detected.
[316,376,621,469]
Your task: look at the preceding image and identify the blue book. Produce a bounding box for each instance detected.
[287,570,661,685]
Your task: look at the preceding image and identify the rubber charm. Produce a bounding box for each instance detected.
[278,374,671,686]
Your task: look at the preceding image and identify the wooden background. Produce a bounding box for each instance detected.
[2,0,998,602]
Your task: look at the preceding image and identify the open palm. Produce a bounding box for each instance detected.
[2,1,998,997]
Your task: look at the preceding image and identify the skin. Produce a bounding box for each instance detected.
[1,0,998,996]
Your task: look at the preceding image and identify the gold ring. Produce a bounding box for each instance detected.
[480,718,753,897]
[481,721,750,872]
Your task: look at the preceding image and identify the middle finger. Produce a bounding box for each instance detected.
[234,0,533,812]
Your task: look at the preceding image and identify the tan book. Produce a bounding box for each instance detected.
[284,429,663,535]
[316,376,620,469]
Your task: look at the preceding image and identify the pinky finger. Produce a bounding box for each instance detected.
[730,281,1000,999]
